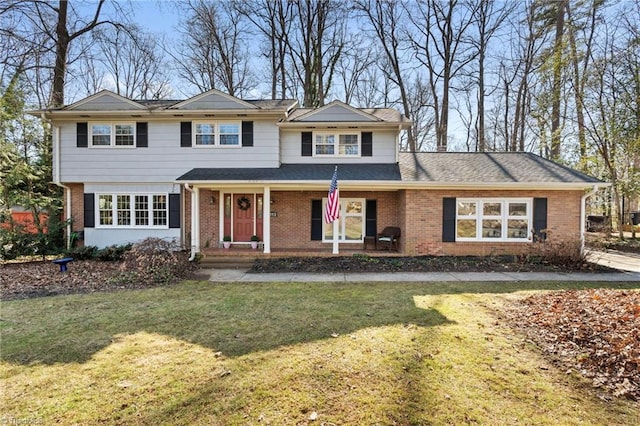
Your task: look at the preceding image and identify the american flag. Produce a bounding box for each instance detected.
[324,166,340,224]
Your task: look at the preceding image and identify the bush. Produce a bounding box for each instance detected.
[523,239,586,269]
[64,244,132,261]
[113,238,193,285]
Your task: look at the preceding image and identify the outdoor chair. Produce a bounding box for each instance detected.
[376,226,401,251]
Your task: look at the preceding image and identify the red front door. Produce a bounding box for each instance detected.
[233,194,254,242]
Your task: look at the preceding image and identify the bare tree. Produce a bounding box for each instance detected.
[92,26,171,99]
[471,0,512,151]
[407,0,479,152]
[235,0,293,99]
[285,0,345,107]
[355,0,418,150]
[176,0,255,97]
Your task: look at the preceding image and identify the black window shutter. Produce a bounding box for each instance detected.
[169,193,181,228]
[242,121,253,147]
[533,198,548,240]
[311,199,323,240]
[365,199,377,237]
[77,122,88,148]
[136,122,148,147]
[361,132,373,157]
[301,132,312,156]
[84,193,95,228]
[180,122,192,147]
[442,197,456,242]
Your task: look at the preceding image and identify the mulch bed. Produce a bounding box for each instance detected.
[505,289,640,401]
[251,255,616,273]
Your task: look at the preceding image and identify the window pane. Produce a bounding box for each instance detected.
[153,195,167,226]
[115,124,134,146]
[457,202,476,216]
[195,123,215,145]
[509,203,527,216]
[508,219,529,238]
[339,134,359,155]
[457,219,476,238]
[117,195,131,225]
[482,219,502,238]
[315,134,335,155]
[345,201,362,214]
[219,134,239,145]
[483,202,501,216]
[345,216,362,240]
[219,123,239,134]
[135,195,149,226]
[92,124,111,146]
[99,195,113,225]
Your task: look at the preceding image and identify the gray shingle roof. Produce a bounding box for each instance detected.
[399,152,603,184]
[177,163,401,181]
[176,153,603,185]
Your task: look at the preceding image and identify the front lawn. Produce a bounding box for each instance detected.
[1,280,639,425]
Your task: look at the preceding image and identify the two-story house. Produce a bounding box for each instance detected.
[35,89,606,258]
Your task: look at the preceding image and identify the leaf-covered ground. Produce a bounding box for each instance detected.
[505,289,640,401]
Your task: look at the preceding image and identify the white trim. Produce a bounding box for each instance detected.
[95,192,169,229]
[455,198,532,242]
[89,121,136,148]
[313,131,361,157]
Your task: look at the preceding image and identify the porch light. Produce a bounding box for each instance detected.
[210,196,216,205]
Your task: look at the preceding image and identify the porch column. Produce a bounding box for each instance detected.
[263,186,271,253]
[192,186,201,255]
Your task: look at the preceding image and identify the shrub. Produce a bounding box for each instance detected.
[65,245,99,260]
[524,238,586,269]
[114,238,193,285]
[96,244,132,261]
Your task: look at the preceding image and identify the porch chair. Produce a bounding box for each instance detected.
[376,226,401,251]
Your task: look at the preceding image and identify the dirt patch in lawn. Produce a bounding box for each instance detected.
[505,289,640,401]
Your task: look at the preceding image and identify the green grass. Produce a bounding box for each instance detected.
[2,280,639,425]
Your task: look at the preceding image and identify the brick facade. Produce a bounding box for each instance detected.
[188,188,584,256]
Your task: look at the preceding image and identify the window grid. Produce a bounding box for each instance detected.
[456,199,531,242]
[194,121,241,146]
[96,193,168,228]
[314,132,359,157]
[90,123,135,147]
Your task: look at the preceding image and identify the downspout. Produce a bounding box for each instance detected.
[49,118,72,250]
[581,184,601,255]
[184,183,197,261]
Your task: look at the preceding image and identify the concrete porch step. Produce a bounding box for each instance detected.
[198,255,257,270]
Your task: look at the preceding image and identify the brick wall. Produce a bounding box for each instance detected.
[190,188,583,256]
[67,183,85,232]
[401,189,583,256]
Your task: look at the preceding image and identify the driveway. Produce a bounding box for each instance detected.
[587,249,640,273]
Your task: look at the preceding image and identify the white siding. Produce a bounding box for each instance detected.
[58,120,280,182]
[297,105,377,122]
[176,93,254,110]
[280,129,397,164]
[71,93,144,111]
[84,228,181,249]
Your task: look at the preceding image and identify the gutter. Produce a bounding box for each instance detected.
[48,118,72,250]
[581,184,603,255]
[183,183,197,261]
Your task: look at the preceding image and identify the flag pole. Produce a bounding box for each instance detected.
[332,212,339,254]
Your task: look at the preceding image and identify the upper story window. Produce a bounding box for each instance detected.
[193,121,240,147]
[314,132,360,157]
[456,198,531,241]
[90,123,135,147]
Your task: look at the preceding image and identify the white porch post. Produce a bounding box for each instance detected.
[192,186,200,255]
[263,186,271,253]
[332,218,339,254]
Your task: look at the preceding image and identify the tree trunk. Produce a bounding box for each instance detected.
[52,0,70,107]
[550,0,566,160]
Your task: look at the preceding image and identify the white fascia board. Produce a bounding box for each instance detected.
[277,121,410,129]
[176,180,608,191]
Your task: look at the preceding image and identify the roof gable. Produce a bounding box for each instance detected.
[63,90,146,111]
[292,100,381,122]
[170,89,257,110]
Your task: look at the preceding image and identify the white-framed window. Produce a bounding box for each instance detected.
[97,193,168,228]
[193,121,240,147]
[456,198,531,241]
[323,198,365,242]
[90,123,135,147]
[314,132,359,157]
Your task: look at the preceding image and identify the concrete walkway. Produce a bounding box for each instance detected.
[203,268,640,283]
[201,249,640,283]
